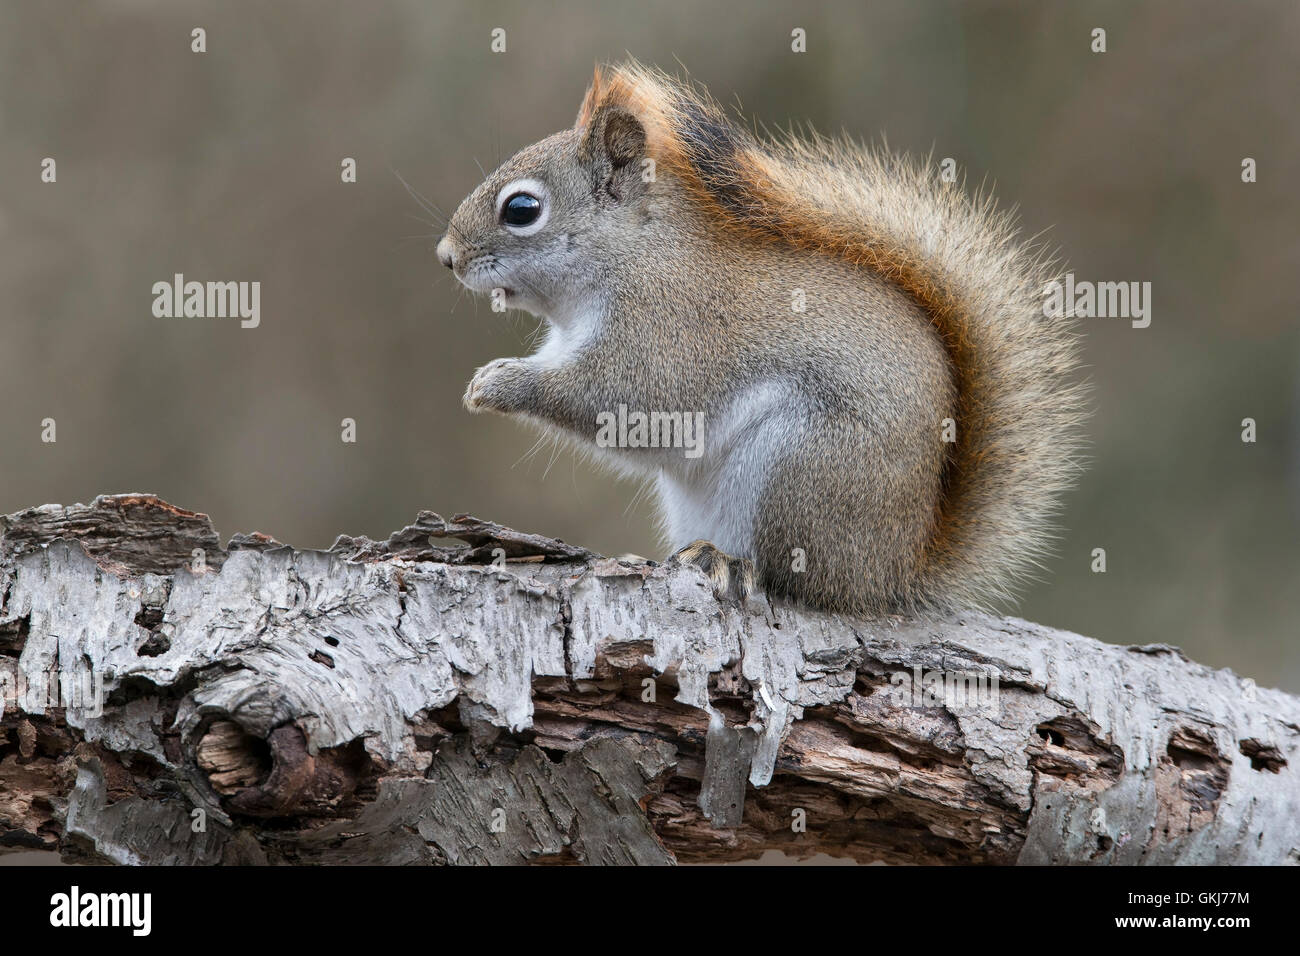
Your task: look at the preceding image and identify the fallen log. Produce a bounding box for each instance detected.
[0,494,1295,864]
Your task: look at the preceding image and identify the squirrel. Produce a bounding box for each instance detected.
[436,61,1086,615]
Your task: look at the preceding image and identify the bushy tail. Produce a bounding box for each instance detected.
[579,62,1088,610]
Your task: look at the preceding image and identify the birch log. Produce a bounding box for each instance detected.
[0,494,1295,865]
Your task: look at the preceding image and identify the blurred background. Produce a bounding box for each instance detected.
[1,0,1296,691]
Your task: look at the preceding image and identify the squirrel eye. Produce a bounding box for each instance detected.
[502,192,542,227]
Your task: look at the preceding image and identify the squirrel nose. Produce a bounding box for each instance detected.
[436,236,455,269]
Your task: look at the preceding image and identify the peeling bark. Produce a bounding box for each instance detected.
[0,494,1296,865]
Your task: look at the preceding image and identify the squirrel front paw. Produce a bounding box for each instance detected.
[463,357,536,414]
[669,539,756,605]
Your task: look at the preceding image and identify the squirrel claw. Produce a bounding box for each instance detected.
[669,539,756,604]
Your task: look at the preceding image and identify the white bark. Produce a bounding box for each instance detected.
[0,494,1295,864]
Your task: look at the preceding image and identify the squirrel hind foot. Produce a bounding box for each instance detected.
[669,539,756,605]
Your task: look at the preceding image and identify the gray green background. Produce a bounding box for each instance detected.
[1,0,1296,690]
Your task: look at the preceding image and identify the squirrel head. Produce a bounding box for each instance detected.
[437,95,652,319]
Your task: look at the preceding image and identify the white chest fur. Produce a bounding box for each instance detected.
[655,380,803,557]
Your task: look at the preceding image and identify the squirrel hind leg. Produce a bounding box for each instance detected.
[669,539,756,605]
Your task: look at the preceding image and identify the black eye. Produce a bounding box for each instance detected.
[502,192,542,227]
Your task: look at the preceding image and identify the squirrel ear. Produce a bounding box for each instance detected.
[580,106,645,170]
[602,109,645,169]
